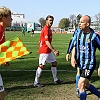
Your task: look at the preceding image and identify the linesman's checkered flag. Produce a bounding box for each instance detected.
[0,36,30,65]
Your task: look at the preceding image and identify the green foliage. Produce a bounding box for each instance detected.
[39,17,46,27]
[77,14,82,23]
[58,18,70,29]
[75,14,82,27]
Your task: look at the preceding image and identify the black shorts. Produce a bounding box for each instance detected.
[80,68,95,79]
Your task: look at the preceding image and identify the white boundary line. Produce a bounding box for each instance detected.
[0,69,76,72]
[0,69,97,72]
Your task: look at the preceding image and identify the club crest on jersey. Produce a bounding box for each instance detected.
[86,38,90,43]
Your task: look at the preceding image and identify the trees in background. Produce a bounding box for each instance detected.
[58,18,70,30]
[58,14,82,30]
[69,14,76,28]
[39,17,45,28]
[38,14,82,29]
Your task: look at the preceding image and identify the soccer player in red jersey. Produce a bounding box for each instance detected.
[34,15,63,87]
[0,6,12,100]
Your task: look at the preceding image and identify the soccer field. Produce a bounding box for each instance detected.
[0,31,100,100]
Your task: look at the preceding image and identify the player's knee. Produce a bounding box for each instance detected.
[52,61,57,67]
[0,91,6,100]
[85,80,90,89]
[39,64,44,69]
[78,83,85,92]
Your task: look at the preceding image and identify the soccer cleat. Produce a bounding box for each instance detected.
[76,89,80,98]
[34,83,45,87]
[54,79,63,84]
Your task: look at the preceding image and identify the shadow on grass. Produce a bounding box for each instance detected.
[1,67,100,94]
[5,84,34,92]
[44,80,75,86]
[5,80,76,93]
[4,71,76,93]
[17,56,36,59]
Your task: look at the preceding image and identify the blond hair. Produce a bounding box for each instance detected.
[0,6,11,20]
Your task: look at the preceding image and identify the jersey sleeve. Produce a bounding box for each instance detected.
[0,30,3,41]
[95,34,100,50]
[66,29,78,54]
[0,30,5,44]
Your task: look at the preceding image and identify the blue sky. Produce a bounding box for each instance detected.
[1,0,100,26]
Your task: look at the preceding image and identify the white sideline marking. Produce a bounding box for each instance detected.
[0,69,97,72]
[0,69,76,72]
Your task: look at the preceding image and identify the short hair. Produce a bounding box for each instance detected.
[46,15,54,20]
[85,15,91,24]
[0,6,11,20]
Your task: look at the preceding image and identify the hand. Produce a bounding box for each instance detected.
[4,62,10,67]
[98,66,100,77]
[66,54,70,61]
[54,50,59,56]
[71,57,77,68]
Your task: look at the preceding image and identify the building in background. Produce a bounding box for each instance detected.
[6,12,41,31]
[12,12,25,18]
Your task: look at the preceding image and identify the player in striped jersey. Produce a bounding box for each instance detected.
[66,15,100,100]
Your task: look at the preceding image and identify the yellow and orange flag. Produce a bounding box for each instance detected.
[0,36,30,65]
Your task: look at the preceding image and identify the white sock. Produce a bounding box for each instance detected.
[34,67,42,84]
[51,67,58,82]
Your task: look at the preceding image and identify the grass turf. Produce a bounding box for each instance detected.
[0,31,100,100]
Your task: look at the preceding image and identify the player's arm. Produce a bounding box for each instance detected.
[45,41,59,56]
[71,46,77,68]
[95,34,100,76]
[66,29,77,61]
[98,64,100,77]
[44,28,59,56]
[95,34,100,49]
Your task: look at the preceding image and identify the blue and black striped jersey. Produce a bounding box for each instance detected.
[67,28,100,69]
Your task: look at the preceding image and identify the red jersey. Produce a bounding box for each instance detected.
[39,25,52,54]
[0,24,5,44]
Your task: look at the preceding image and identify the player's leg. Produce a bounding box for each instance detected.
[34,64,44,87]
[47,52,63,84]
[78,68,100,100]
[85,68,100,99]
[78,77,87,100]
[76,67,80,97]
[24,32,25,36]
[0,75,6,100]
[51,61,63,84]
[34,54,48,87]
[86,81,100,99]
[51,61,58,82]
[78,69,90,100]
[0,91,6,100]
